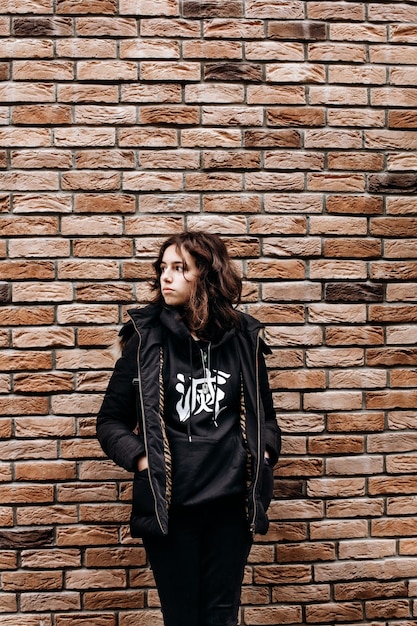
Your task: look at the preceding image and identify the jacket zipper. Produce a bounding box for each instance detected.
[249,329,262,535]
[130,317,165,535]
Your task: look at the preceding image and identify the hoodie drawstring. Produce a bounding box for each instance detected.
[212,349,219,427]
[188,338,193,442]
[188,339,218,440]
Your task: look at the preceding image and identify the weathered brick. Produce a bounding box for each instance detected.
[326,498,384,519]
[13,104,72,125]
[20,591,81,612]
[13,60,74,81]
[58,84,118,103]
[328,151,384,172]
[11,149,72,169]
[306,602,363,623]
[2,570,63,591]
[325,282,383,303]
[184,40,242,60]
[202,106,262,126]
[57,0,116,14]
[265,150,323,172]
[205,62,262,82]
[62,171,120,191]
[123,83,181,103]
[309,42,366,63]
[140,17,199,37]
[310,260,367,280]
[267,62,325,84]
[77,60,137,81]
[140,61,200,81]
[269,21,326,41]
[77,17,137,37]
[369,304,417,323]
[308,2,365,20]
[74,193,135,214]
[13,17,73,36]
[248,85,305,105]
[306,129,362,149]
[0,39,53,59]
[371,261,417,280]
[57,38,117,59]
[139,105,199,125]
[328,107,385,127]
[331,23,387,42]
[369,173,417,194]
[203,194,260,213]
[55,616,115,626]
[245,129,301,148]
[183,0,242,18]
[123,171,183,191]
[244,605,302,625]
[327,194,383,214]
[74,105,136,125]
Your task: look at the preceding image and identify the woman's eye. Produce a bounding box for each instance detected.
[160,265,184,273]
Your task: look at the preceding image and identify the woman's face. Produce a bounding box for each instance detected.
[159,244,199,307]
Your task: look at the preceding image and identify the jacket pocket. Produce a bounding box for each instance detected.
[131,469,154,515]
[259,459,274,511]
[130,469,158,537]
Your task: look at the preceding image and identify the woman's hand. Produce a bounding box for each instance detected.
[137,455,149,472]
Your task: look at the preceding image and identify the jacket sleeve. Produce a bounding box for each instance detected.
[259,339,281,467]
[96,333,146,472]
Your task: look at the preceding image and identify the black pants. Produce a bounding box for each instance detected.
[143,496,253,626]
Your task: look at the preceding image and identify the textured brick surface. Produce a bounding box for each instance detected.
[1,1,417,624]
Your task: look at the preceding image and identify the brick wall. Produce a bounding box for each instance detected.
[1,1,417,624]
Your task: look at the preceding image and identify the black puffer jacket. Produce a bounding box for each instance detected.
[96,303,281,537]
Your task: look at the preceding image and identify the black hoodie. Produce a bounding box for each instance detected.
[160,306,246,506]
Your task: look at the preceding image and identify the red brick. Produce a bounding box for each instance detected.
[306,602,363,623]
[123,172,182,192]
[181,128,241,147]
[267,62,325,84]
[2,570,63,592]
[121,0,177,15]
[186,172,242,191]
[13,105,72,125]
[308,1,365,20]
[244,606,302,625]
[326,498,384,519]
[58,84,118,103]
[140,61,200,81]
[56,616,115,626]
[140,17,198,37]
[183,40,242,60]
[20,591,80,612]
[204,148,261,170]
[122,39,179,59]
[14,60,74,81]
[248,85,305,105]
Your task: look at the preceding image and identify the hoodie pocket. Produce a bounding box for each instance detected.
[170,434,247,506]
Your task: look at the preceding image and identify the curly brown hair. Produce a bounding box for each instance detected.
[151,231,242,340]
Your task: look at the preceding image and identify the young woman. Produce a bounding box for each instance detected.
[96,231,281,626]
